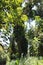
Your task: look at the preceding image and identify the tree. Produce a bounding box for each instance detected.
[0,0,43,58]
[0,0,28,58]
[24,0,43,56]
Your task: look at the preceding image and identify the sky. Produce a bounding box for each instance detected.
[25,19,36,32]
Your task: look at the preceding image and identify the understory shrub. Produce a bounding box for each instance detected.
[6,57,43,65]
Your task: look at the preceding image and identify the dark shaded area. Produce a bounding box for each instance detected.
[0,59,6,65]
[12,24,28,58]
[38,44,43,56]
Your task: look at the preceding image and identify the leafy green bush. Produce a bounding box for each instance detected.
[6,60,19,65]
[29,37,40,56]
[6,57,43,65]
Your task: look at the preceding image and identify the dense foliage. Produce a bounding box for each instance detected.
[0,0,43,65]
